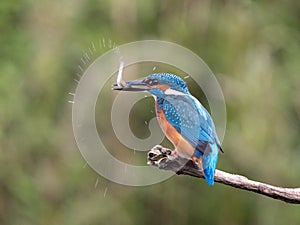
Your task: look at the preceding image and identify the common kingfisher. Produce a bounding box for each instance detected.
[113,73,223,185]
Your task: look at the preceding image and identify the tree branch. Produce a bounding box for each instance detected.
[147,145,300,204]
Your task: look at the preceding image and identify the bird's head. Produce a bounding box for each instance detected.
[113,73,190,96]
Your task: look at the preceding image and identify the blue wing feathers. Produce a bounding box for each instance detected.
[159,94,220,185]
[202,143,219,185]
[162,95,218,147]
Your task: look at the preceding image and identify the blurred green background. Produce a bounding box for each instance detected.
[1,0,300,224]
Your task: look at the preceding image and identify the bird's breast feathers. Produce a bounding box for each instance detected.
[155,104,195,158]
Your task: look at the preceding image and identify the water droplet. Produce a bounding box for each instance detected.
[103,187,108,197]
[94,177,99,188]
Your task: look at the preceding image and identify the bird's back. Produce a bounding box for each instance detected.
[155,93,220,185]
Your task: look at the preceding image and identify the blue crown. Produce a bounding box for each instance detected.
[146,73,190,94]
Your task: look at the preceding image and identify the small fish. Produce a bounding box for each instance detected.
[117,57,126,87]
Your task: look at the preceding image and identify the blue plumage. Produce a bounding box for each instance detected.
[115,73,222,186]
[146,74,221,185]
[147,73,190,94]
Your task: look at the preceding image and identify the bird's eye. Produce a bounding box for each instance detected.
[144,79,158,86]
[148,79,158,85]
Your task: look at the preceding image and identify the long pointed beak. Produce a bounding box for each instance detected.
[112,79,148,91]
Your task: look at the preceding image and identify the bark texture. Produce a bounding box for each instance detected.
[147,145,300,204]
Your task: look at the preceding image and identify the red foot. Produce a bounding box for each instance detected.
[191,155,202,170]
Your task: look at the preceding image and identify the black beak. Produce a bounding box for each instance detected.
[112,79,148,91]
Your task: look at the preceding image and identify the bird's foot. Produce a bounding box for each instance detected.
[191,156,203,171]
[147,146,205,178]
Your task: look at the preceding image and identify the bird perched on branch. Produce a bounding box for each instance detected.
[113,73,223,185]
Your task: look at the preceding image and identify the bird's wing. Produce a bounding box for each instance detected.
[189,95,221,145]
[163,95,218,153]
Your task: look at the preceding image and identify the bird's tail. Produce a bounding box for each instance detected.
[202,143,219,186]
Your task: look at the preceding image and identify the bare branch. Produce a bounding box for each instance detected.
[147,145,300,204]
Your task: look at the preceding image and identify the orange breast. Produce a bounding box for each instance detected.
[155,104,195,158]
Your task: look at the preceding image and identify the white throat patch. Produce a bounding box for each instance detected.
[164,88,186,96]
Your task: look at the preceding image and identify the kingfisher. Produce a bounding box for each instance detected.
[113,73,223,185]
